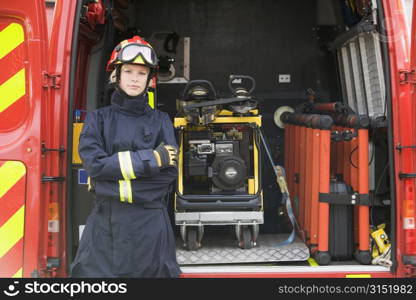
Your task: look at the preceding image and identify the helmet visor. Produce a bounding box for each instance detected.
[118,43,158,67]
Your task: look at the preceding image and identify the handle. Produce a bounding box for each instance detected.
[181,80,217,100]
[228,75,256,95]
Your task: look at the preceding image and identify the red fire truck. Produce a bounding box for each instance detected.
[0,0,415,278]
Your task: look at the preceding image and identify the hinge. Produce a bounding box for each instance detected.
[399,69,416,85]
[42,176,65,183]
[46,257,60,269]
[42,72,61,89]
[399,173,416,179]
[396,143,416,151]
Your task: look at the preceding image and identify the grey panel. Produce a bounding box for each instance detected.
[349,41,367,115]
[176,234,309,265]
[340,46,357,111]
[362,32,386,118]
[337,51,348,105]
[337,32,386,118]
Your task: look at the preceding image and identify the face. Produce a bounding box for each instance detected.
[118,64,150,96]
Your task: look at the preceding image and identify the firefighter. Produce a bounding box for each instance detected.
[70,36,181,278]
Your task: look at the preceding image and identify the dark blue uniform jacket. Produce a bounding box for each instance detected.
[70,90,181,277]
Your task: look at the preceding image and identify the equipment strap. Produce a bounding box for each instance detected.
[255,126,299,246]
[184,97,252,109]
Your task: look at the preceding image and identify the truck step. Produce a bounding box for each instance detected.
[176,234,309,265]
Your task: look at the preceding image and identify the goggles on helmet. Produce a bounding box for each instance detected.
[117,43,158,67]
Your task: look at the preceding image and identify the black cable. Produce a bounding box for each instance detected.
[368,140,375,165]
[370,203,374,228]
[374,163,388,196]
[370,163,389,231]
[349,146,358,168]
[349,139,376,168]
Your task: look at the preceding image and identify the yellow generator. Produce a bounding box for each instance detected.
[174,76,263,250]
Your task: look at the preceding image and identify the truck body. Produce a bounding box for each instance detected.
[0,0,415,278]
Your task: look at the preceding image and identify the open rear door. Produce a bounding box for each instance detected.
[0,0,48,277]
[410,1,416,115]
[403,0,416,263]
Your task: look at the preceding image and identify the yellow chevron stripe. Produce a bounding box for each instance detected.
[0,161,26,198]
[12,268,22,278]
[0,68,26,113]
[0,205,25,258]
[0,23,24,59]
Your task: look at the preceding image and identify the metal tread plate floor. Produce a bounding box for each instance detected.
[176,234,310,265]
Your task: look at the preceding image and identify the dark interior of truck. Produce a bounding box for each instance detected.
[69,0,392,270]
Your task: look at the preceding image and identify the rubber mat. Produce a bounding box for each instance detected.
[176,234,310,265]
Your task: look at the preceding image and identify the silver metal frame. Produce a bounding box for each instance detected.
[175,211,264,226]
[337,31,386,119]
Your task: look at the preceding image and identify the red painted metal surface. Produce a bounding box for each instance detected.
[292,126,302,220]
[284,123,290,193]
[310,128,320,246]
[383,0,415,276]
[318,129,330,253]
[0,0,48,278]
[287,124,294,209]
[358,129,370,252]
[350,130,358,190]
[304,126,313,241]
[0,0,77,278]
[73,25,97,121]
[45,0,78,277]
[405,0,416,259]
[299,125,307,228]
[0,161,26,277]
[0,21,29,132]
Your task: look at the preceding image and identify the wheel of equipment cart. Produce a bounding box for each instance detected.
[238,225,253,249]
[354,250,372,265]
[314,251,331,265]
[186,227,199,251]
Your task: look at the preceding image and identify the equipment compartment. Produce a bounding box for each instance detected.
[70,0,392,269]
